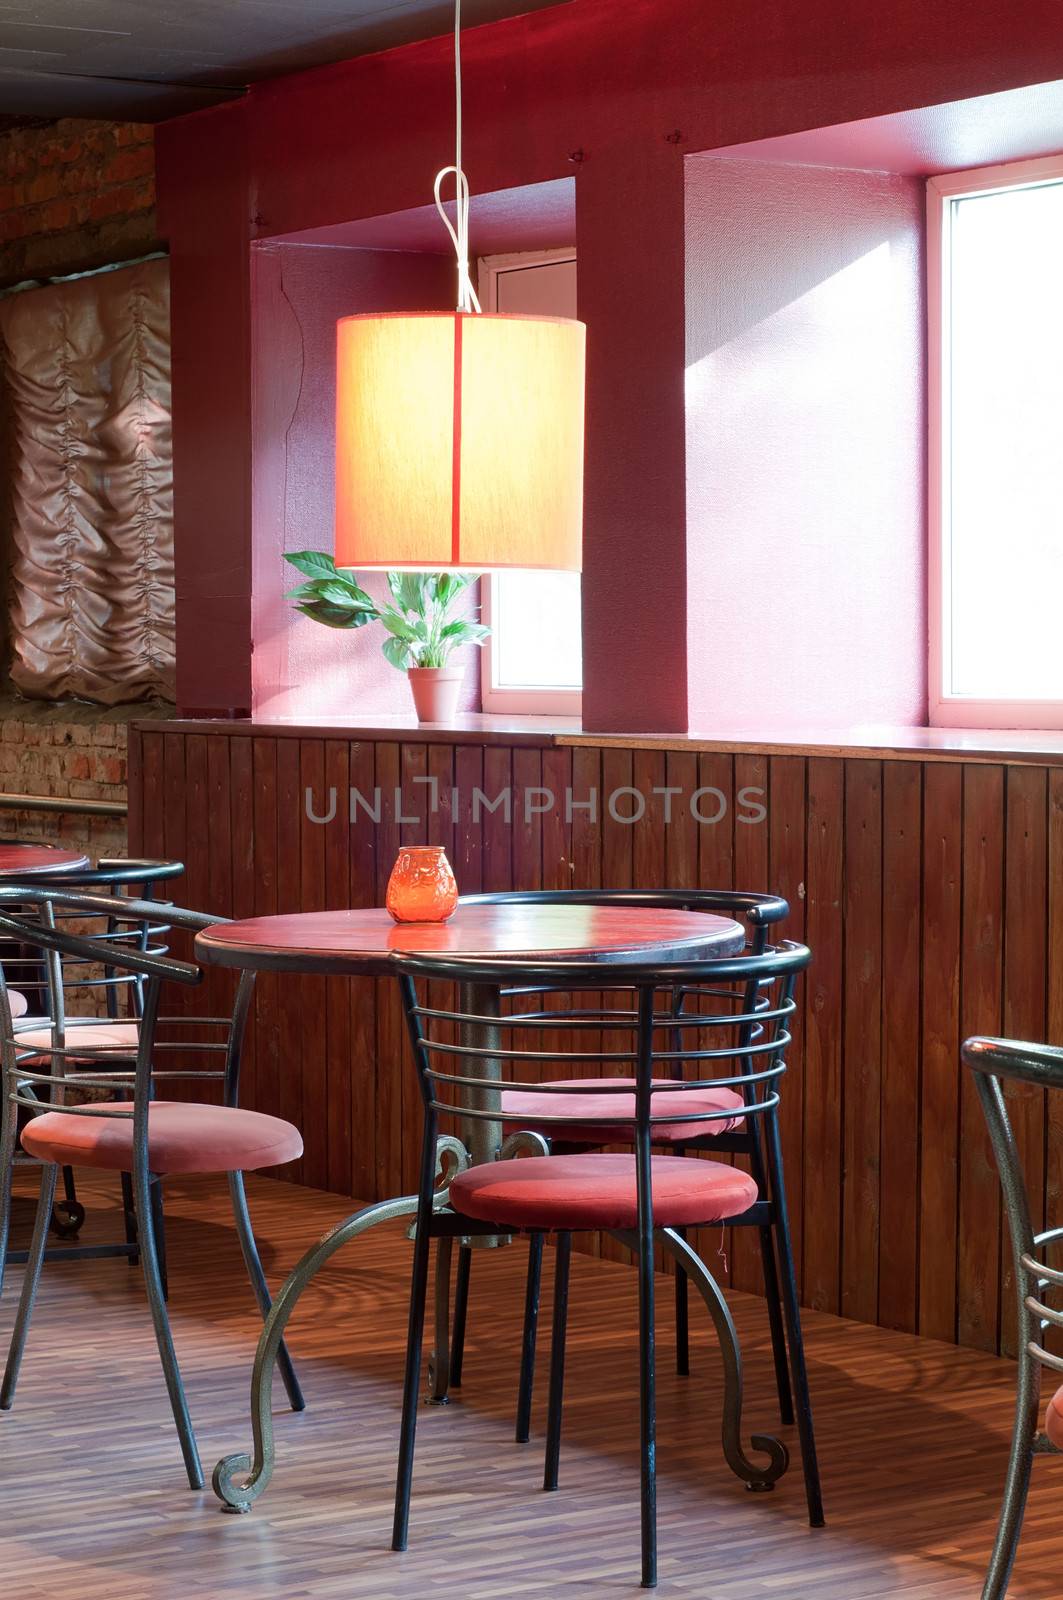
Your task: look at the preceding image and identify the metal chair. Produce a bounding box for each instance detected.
[0,859,185,1242]
[965,1035,1063,1598]
[391,939,815,1589]
[450,890,800,1439]
[0,887,306,1488]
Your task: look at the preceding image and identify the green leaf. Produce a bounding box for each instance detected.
[431,571,476,611]
[381,634,413,670]
[313,581,377,609]
[284,579,377,610]
[440,619,490,645]
[284,549,338,580]
[387,571,427,615]
[294,601,374,630]
[378,608,421,643]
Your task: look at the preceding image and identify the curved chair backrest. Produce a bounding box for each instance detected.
[0,860,185,1020]
[464,889,789,954]
[396,941,809,1150]
[0,892,249,1165]
[462,889,791,1082]
[964,1036,1063,1384]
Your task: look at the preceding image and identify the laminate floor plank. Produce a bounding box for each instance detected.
[0,1171,1056,1599]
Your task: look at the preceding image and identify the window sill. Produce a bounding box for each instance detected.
[137,715,1063,766]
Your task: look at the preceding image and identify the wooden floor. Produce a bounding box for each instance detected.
[1,1173,1061,1600]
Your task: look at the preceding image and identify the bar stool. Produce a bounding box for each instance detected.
[0,888,305,1487]
[391,939,814,1588]
[964,1036,1063,1598]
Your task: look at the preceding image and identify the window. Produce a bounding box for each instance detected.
[478,249,582,716]
[929,157,1063,727]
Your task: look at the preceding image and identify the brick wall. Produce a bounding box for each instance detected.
[0,119,159,291]
[0,700,140,863]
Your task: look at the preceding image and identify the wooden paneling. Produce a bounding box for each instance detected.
[129,728,1063,1356]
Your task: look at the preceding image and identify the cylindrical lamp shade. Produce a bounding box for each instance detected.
[335,311,585,571]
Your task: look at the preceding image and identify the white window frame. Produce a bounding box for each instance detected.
[478,248,582,717]
[928,154,1063,728]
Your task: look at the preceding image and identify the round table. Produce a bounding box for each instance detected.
[200,900,747,1512]
[0,844,90,879]
[195,902,746,974]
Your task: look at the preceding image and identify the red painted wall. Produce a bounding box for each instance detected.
[684,157,927,729]
[155,0,1063,727]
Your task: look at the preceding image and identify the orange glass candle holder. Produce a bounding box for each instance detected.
[386,846,459,924]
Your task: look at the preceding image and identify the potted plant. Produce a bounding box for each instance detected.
[284,552,489,724]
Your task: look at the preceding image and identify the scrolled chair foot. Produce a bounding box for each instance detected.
[213,1453,256,1512]
[612,1226,791,1493]
[211,1146,472,1516]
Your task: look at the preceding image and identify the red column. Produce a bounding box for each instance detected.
[156,104,254,716]
[577,144,689,733]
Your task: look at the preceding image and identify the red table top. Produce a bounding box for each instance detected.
[0,844,90,879]
[195,903,746,977]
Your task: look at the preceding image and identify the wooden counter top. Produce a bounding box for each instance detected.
[135,714,1063,766]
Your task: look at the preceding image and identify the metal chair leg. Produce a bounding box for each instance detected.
[391,1223,433,1550]
[637,1220,657,1589]
[133,1163,203,1490]
[981,1335,1039,1600]
[517,1231,544,1442]
[0,1162,57,1408]
[428,1234,454,1403]
[759,1224,795,1425]
[543,1231,571,1491]
[227,1170,304,1412]
[150,1176,168,1302]
[392,1119,438,1553]
[120,1170,139,1266]
[767,1119,823,1527]
[674,1225,690,1375]
[0,1082,17,1297]
[450,1242,471,1388]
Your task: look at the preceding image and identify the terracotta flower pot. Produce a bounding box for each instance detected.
[386,845,459,923]
[407,665,463,724]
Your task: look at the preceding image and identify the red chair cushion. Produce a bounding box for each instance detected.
[447,1152,758,1231]
[1046,1385,1063,1450]
[20,1101,303,1175]
[501,1076,745,1145]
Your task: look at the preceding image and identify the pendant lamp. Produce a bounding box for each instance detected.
[334,1,585,574]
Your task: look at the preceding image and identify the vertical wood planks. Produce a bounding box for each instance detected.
[958,764,1005,1353]
[323,738,352,1197]
[803,758,844,1315]
[999,765,1048,1355]
[349,740,378,1200]
[133,727,1059,1359]
[841,760,883,1326]
[879,761,922,1334]
[919,763,962,1344]
[767,756,807,1290]
[732,754,769,1293]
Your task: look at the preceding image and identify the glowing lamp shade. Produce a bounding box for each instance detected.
[335,311,585,572]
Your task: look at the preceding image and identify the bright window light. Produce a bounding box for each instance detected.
[930,159,1063,726]
[478,248,582,715]
[492,569,582,691]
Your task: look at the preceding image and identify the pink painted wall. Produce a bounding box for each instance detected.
[249,242,486,720]
[684,157,927,729]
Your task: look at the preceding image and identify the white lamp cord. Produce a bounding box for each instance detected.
[433,0,482,314]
